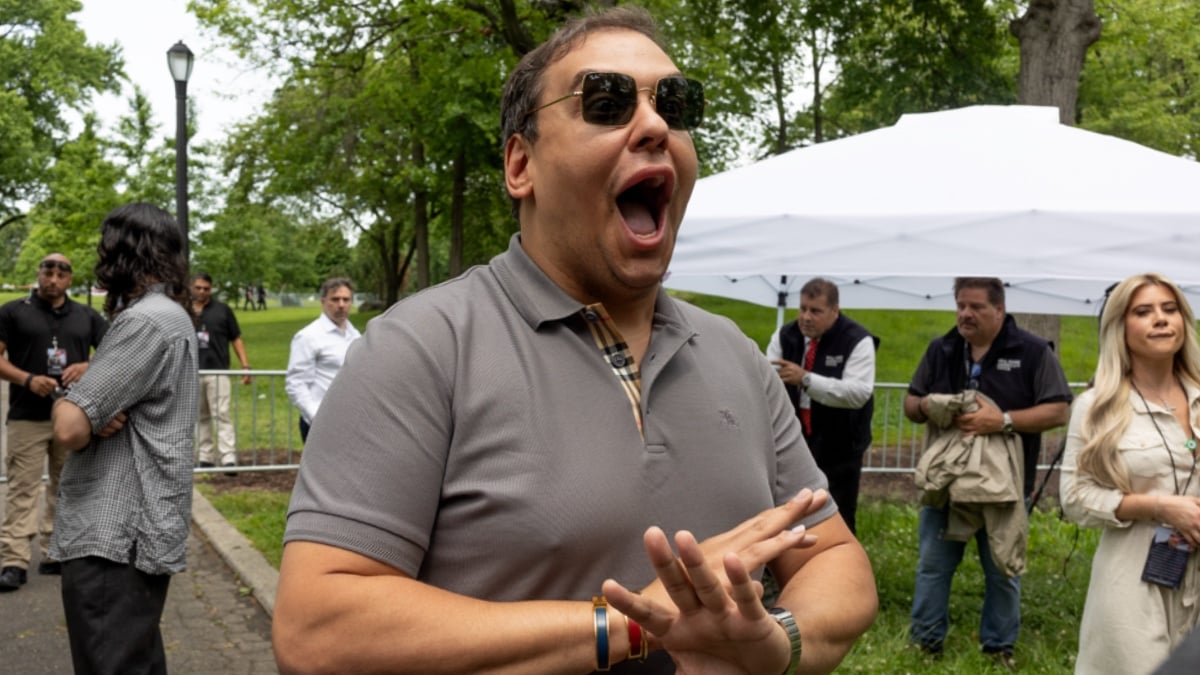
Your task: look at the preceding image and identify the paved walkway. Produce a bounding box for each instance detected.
[0,483,279,674]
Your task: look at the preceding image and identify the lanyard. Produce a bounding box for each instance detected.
[1134,384,1198,497]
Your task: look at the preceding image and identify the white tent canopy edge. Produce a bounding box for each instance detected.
[664,105,1200,323]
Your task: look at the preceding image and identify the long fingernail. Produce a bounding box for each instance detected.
[791,489,813,503]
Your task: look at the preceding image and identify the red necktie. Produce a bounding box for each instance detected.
[800,338,818,435]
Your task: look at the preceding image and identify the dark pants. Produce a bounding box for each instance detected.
[821,457,864,534]
[61,556,171,675]
[299,418,310,442]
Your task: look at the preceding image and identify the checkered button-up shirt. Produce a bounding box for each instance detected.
[50,289,199,575]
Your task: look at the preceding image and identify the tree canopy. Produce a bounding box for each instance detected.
[5,1,1199,299]
[0,0,121,225]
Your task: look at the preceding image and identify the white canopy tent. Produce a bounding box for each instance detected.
[664,105,1200,326]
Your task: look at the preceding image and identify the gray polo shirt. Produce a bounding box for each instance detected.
[287,234,833,603]
[50,289,199,575]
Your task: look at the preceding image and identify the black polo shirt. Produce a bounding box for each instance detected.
[195,300,241,370]
[0,292,108,421]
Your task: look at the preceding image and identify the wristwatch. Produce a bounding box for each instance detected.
[800,372,812,390]
[767,607,801,675]
[1002,411,1014,435]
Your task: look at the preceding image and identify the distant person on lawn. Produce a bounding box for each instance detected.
[191,272,252,474]
[903,276,1071,664]
[767,277,878,534]
[285,277,360,441]
[0,253,107,591]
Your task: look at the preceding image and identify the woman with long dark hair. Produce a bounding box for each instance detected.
[1061,273,1200,674]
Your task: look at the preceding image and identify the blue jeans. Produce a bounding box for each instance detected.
[909,505,1020,651]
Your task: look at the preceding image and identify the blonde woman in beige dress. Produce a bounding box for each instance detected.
[1062,273,1200,674]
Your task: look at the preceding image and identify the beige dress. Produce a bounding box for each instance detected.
[1061,387,1200,675]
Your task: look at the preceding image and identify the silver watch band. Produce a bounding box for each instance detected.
[767,606,801,675]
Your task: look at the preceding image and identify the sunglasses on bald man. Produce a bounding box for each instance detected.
[528,72,705,131]
[39,260,72,273]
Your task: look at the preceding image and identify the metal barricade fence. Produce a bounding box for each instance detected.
[193,369,302,475]
[1,376,1086,481]
[0,369,303,482]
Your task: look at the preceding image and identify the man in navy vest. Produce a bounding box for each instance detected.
[768,278,878,534]
[902,276,1071,665]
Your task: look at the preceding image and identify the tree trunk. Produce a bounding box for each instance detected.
[1014,312,1063,354]
[770,56,788,155]
[413,138,430,290]
[449,145,466,277]
[1010,0,1102,124]
[1009,1,1100,349]
[810,28,823,144]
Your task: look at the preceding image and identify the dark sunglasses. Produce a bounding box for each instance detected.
[39,260,72,273]
[528,72,705,131]
[967,362,982,390]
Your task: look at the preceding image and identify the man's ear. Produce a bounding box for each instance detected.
[504,133,533,200]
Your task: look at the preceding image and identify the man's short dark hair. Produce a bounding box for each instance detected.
[800,278,839,307]
[320,277,354,299]
[953,277,1005,307]
[500,6,662,218]
[192,272,213,285]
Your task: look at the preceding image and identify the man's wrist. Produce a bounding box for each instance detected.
[24,373,35,389]
[767,607,801,675]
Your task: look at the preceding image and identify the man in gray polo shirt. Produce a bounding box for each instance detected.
[274,7,877,675]
[50,202,198,674]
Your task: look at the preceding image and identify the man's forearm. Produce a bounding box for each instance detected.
[1012,401,1070,433]
[52,399,93,450]
[903,393,928,423]
[775,536,878,673]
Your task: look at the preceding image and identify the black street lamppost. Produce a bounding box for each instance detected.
[167,41,194,260]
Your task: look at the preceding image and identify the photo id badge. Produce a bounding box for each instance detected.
[197,327,210,350]
[46,346,67,376]
[1141,525,1194,589]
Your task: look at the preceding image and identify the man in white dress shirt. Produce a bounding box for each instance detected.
[286,278,361,441]
[767,278,878,533]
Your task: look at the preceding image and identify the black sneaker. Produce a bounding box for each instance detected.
[911,641,943,658]
[0,566,27,591]
[38,560,63,575]
[983,647,1016,672]
[222,463,237,477]
[198,461,216,468]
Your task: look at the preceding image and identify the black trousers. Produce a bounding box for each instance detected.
[299,417,311,442]
[820,457,864,535]
[61,556,171,675]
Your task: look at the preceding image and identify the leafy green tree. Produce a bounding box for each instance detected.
[0,0,121,224]
[16,115,123,291]
[192,0,518,303]
[1077,0,1200,157]
[820,0,1019,136]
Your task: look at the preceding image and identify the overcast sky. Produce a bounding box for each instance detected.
[73,0,275,147]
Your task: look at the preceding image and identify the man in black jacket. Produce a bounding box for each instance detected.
[902,276,1071,664]
[768,277,878,534]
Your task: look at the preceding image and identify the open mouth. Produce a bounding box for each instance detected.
[616,175,670,238]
